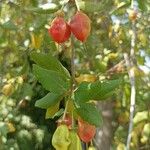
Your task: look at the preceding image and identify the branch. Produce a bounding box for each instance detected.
[125,1,137,149]
[75,0,80,11]
[124,53,136,150]
[71,36,76,91]
[106,60,125,75]
[62,36,75,120]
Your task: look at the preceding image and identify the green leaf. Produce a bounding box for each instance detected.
[78,1,102,12]
[33,17,47,31]
[33,65,71,94]
[35,92,62,109]
[74,79,120,103]
[75,103,102,127]
[25,5,58,14]
[21,83,33,99]
[0,122,9,137]
[0,21,17,30]
[45,102,60,119]
[53,108,64,118]
[78,0,112,12]
[44,33,57,51]
[137,0,149,11]
[30,52,70,78]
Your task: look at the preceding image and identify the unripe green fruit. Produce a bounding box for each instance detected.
[88,146,96,150]
[68,130,82,150]
[52,125,70,150]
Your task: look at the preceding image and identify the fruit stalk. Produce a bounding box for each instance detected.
[71,36,76,91]
[75,0,80,11]
[62,99,69,121]
[62,36,75,121]
[60,0,69,11]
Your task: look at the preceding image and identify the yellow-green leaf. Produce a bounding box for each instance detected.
[45,102,60,119]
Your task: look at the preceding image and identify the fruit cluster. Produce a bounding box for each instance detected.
[52,114,96,150]
[48,11,91,43]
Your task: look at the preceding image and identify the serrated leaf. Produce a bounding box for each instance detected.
[75,103,102,127]
[45,102,60,119]
[30,52,70,78]
[35,92,63,109]
[33,65,71,94]
[74,79,120,103]
[90,79,120,99]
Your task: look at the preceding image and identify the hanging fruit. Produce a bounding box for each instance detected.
[77,118,96,143]
[57,114,72,129]
[52,125,71,150]
[48,17,71,43]
[88,146,96,150]
[68,130,82,150]
[69,11,91,42]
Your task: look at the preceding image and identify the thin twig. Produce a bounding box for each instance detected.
[62,36,75,120]
[62,99,69,120]
[71,36,76,91]
[60,0,69,11]
[75,0,80,11]
[125,0,137,149]
[124,53,136,150]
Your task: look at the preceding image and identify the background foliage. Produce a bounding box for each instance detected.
[0,0,150,150]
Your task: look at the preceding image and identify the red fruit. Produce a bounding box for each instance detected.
[48,17,71,43]
[77,118,96,143]
[69,11,91,42]
[57,114,72,129]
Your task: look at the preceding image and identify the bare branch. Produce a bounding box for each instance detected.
[125,1,137,149]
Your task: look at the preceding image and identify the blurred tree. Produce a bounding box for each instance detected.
[0,0,150,150]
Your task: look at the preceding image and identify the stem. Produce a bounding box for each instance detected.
[131,0,134,9]
[125,1,137,149]
[71,36,76,90]
[86,143,88,150]
[62,36,76,121]
[60,0,69,11]
[71,111,75,129]
[75,0,80,11]
[62,99,69,120]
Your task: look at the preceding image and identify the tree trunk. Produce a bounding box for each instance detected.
[94,100,114,150]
